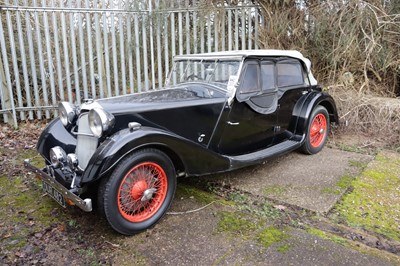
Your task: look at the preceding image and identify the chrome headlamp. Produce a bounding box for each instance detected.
[59,102,77,127]
[88,108,115,138]
[67,153,82,172]
[49,146,67,168]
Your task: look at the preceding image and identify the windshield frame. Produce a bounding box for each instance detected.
[165,56,243,91]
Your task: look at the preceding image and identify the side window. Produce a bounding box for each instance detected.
[240,63,259,94]
[261,63,275,91]
[277,61,304,87]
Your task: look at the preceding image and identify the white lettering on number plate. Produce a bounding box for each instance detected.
[42,181,66,208]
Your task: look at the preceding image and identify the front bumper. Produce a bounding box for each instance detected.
[24,159,92,212]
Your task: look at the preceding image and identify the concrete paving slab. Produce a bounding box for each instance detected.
[204,148,373,213]
[113,197,394,265]
[110,148,399,265]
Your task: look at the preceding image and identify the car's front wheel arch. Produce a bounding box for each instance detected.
[94,142,186,187]
[144,144,185,175]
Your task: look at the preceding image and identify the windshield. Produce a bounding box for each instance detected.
[166,59,241,90]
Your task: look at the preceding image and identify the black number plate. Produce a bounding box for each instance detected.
[42,181,66,208]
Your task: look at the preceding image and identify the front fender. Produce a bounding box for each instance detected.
[36,118,77,162]
[293,91,338,136]
[81,127,230,184]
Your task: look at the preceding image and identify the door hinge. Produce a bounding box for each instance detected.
[273,125,281,133]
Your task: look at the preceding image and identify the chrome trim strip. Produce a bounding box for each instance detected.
[24,159,92,212]
[71,131,95,137]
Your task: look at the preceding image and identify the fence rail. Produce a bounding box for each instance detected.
[0,0,260,127]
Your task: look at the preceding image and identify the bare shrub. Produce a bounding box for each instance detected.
[258,1,400,147]
[258,0,400,96]
[329,86,400,148]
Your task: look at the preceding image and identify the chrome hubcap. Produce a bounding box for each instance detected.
[141,188,157,202]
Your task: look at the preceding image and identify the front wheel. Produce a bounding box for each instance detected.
[300,105,330,155]
[99,149,176,235]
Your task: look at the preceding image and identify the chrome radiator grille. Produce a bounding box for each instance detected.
[75,113,98,169]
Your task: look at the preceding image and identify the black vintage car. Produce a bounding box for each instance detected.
[25,50,338,235]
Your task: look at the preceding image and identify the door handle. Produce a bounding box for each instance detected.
[227,121,239,126]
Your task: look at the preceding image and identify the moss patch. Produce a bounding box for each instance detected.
[306,227,346,245]
[217,211,258,235]
[0,124,125,264]
[277,244,291,253]
[243,202,283,221]
[256,227,290,248]
[263,185,288,196]
[306,226,400,264]
[176,183,223,204]
[0,147,73,258]
[334,142,377,155]
[0,174,63,225]
[226,191,248,203]
[322,158,368,195]
[348,160,367,169]
[217,210,291,251]
[334,151,400,241]
[322,175,354,195]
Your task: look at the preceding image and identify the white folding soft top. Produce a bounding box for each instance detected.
[174,49,318,86]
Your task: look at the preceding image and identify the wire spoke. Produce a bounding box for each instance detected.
[117,161,169,222]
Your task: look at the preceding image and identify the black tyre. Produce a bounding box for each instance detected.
[99,149,176,235]
[300,105,330,155]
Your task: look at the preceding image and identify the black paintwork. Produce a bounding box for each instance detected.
[37,118,77,162]
[94,86,227,147]
[35,56,338,192]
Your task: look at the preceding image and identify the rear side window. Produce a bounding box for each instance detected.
[277,61,304,87]
[240,63,259,93]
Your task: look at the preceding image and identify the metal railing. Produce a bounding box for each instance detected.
[0,0,260,127]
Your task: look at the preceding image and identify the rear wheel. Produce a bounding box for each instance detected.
[99,149,176,235]
[301,105,329,155]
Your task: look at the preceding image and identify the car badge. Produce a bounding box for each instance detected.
[198,134,205,143]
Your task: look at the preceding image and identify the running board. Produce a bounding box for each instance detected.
[228,139,302,169]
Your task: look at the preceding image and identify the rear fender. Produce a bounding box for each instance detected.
[81,127,230,184]
[292,92,338,136]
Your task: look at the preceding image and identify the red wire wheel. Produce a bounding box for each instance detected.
[117,162,168,223]
[300,105,330,155]
[99,149,176,235]
[309,113,327,148]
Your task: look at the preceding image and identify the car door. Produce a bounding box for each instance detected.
[217,59,279,156]
[274,59,310,143]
